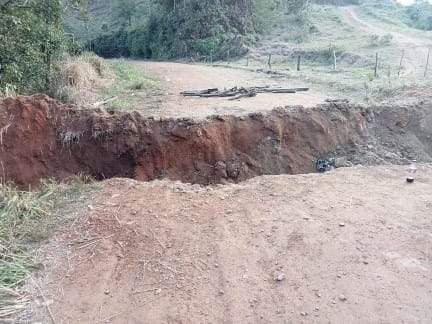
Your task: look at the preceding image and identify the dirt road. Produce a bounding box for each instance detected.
[33,165,432,323]
[134,61,326,119]
[340,6,432,76]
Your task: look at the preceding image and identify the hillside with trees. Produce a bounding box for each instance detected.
[2,0,432,97]
[81,0,306,60]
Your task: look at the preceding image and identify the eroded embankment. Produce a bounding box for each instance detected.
[0,95,431,186]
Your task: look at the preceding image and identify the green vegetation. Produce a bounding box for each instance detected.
[98,60,160,110]
[405,0,432,31]
[360,0,432,31]
[367,33,393,47]
[359,1,409,27]
[0,0,87,97]
[224,2,432,104]
[0,177,95,319]
[76,0,308,60]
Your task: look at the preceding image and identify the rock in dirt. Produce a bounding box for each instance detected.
[335,157,353,168]
[339,294,348,302]
[274,272,286,282]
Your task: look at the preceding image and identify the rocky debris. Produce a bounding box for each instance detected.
[335,157,353,168]
[214,161,228,179]
[274,272,286,282]
[338,294,348,302]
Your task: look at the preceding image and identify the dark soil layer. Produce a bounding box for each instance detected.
[0,95,431,186]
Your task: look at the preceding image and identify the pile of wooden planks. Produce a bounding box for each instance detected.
[180,86,309,101]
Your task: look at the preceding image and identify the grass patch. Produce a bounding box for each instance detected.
[358,2,409,29]
[99,60,160,110]
[0,176,96,320]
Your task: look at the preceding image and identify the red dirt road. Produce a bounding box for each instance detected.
[34,165,432,323]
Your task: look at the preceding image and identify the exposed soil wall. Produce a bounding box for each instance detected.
[0,95,431,186]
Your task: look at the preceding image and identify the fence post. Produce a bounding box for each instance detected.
[297,55,301,71]
[333,50,337,71]
[424,47,430,78]
[398,50,405,76]
[246,56,249,67]
[374,52,379,78]
[388,65,391,88]
[268,54,272,71]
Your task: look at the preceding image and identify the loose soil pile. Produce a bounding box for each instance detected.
[1,95,431,187]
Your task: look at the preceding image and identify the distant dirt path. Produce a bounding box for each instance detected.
[133,61,327,119]
[35,165,432,323]
[340,6,432,75]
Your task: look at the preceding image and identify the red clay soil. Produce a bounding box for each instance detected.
[34,165,432,323]
[1,95,431,187]
[0,95,365,186]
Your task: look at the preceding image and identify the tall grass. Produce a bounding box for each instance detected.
[0,176,95,320]
[98,60,160,110]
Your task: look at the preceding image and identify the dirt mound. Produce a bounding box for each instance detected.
[1,95,431,186]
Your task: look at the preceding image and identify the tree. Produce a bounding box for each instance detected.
[113,0,137,29]
[0,0,87,94]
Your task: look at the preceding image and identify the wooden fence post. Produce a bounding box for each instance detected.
[268,54,272,71]
[424,47,430,78]
[398,50,405,76]
[246,56,249,67]
[333,50,337,71]
[374,52,379,78]
[297,55,301,71]
[388,65,391,88]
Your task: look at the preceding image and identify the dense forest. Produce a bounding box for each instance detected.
[75,0,310,60]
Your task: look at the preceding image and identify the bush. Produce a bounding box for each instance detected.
[367,33,393,47]
[380,34,393,46]
[66,38,85,56]
[0,1,65,95]
[405,1,432,31]
[89,30,130,58]
[367,34,380,47]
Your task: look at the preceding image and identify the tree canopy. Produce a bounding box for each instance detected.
[0,0,86,94]
[89,0,307,59]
